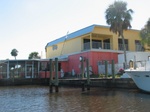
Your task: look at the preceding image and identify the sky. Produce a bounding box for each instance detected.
[0,0,149,60]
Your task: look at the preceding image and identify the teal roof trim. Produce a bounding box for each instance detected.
[46,24,96,48]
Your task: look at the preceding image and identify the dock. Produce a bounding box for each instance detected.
[0,78,137,90]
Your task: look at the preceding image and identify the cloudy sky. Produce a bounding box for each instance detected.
[0,0,149,60]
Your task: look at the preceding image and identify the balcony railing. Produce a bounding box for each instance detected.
[83,42,112,50]
[135,44,143,51]
[83,42,143,51]
[84,42,90,50]
[118,44,143,51]
[118,44,128,51]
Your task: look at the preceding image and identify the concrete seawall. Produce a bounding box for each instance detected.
[59,78,137,89]
[0,78,138,89]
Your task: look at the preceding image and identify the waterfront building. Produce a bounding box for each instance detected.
[45,24,144,76]
[0,24,148,79]
[0,59,52,79]
[0,59,39,79]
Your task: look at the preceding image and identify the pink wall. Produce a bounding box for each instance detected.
[68,52,91,74]
[66,51,119,75]
[39,71,61,78]
[61,61,69,73]
[89,52,118,74]
[40,51,120,77]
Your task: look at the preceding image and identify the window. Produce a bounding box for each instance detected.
[118,39,128,50]
[135,40,143,51]
[83,39,102,50]
[52,45,57,50]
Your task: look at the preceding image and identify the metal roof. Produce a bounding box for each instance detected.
[46,24,96,48]
[45,24,139,49]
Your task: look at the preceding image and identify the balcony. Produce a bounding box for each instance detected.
[83,42,112,50]
[83,42,144,51]
[118,44,128,51]
[135,44,144,51]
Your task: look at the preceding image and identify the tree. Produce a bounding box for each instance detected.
[140,18,150,50]
[105,1,133,68]
[28,52,41,59]
[11,49,18,60]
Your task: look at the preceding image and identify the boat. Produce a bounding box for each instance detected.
[125,60,150,92]
[120,72,131,78]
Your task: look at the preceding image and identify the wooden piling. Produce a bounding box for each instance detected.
[105,60,108,78]
[81,82,85,91]
[55,58,59,93]
[50,84,53,93]
[44,69,47,83]
[49,59,53,93]
[12,70,14,83]
[86,59,90,90]
[112,60,115,81]
[81,57,84,79]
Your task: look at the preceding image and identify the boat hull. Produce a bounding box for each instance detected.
[125,71,150,92]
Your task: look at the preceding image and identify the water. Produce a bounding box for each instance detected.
[0,86,150,112]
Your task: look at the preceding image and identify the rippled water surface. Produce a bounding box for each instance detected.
[0,86,150,112]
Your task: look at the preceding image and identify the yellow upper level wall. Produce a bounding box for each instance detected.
[92,26,140,51]
[60,36,82,55]
[123,29,140,51]
[46,35,84,58]
[46,42,63,58]
[93,26,115,35]
[46,25,141,58]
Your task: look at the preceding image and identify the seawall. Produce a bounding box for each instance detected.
[0,78,137,89]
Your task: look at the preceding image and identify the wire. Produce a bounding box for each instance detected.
[60,31,69,56]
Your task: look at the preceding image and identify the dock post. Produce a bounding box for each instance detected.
[55,58,59,93]
[81,82,85,91]
[44,69,47,83]
[86,59,90,90]
[112,60,115,81]
[105,60,108,78]
[12,70,15,84]
[49,59,53,93]
[81,57,84,79]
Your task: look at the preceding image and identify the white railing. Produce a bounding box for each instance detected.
[83,42,112,50]
[118,44,128,51]
[135,44,143,51]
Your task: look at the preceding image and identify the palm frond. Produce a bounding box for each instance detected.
[105,1,133,36]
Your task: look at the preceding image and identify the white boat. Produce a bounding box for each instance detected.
[125,60,150,92]
[120,73,131,78]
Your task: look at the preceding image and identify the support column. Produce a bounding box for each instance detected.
[25,61,27,78]
[37,61,40,78]
[49,59,53,93]
[112,60,115,81]
[102,40,104,49]
[105,60,108,78]
[7,61,9,79]
[90,33,92,49]
[86,59,90,90]
[32,61,34,78]
[81,57,84,79]
[55,58,59,92]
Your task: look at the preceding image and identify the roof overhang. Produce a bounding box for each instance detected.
[40,55,68,62]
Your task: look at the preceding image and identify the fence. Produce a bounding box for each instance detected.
[98,63,124,75]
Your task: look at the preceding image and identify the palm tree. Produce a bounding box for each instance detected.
[105,1,133,68]
[140,18,150,50]
[28,52,41,59]
[11,49,18,60]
